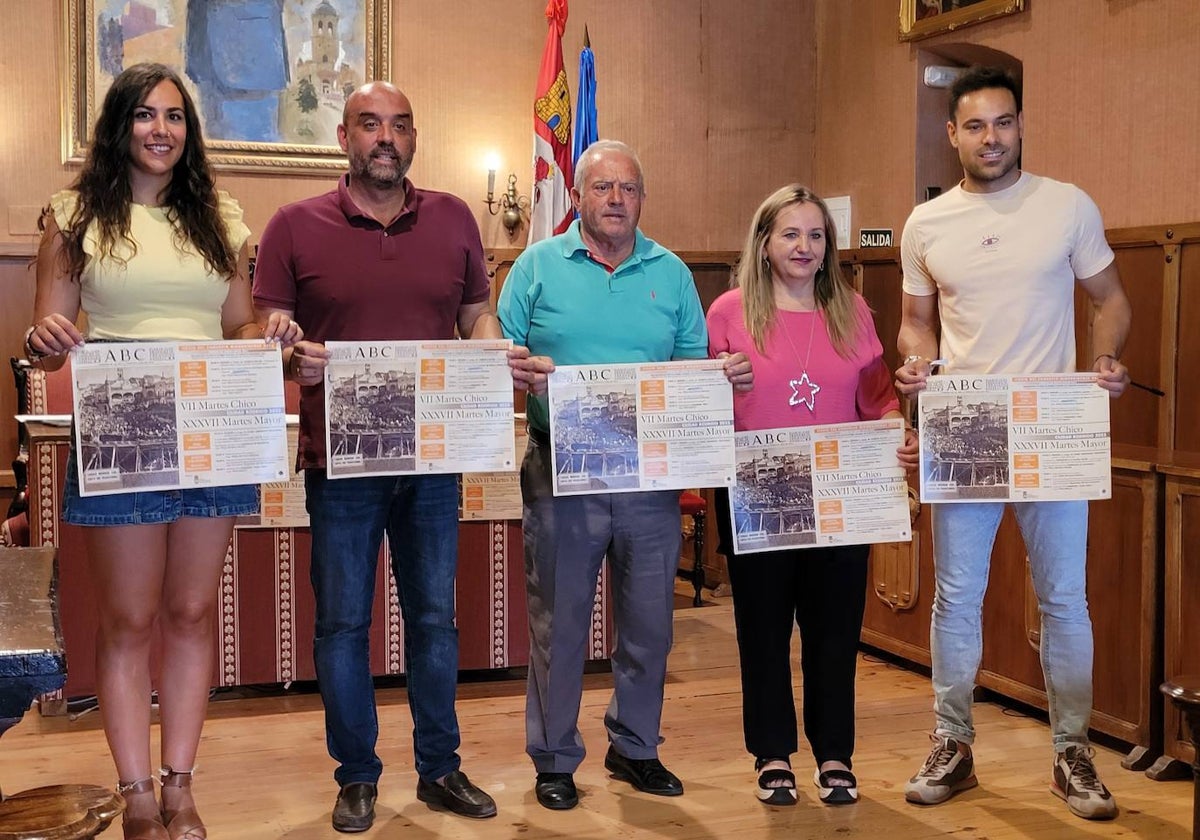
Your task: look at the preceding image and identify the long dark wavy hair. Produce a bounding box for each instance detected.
[51,62,237,281]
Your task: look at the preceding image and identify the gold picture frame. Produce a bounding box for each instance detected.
[63,0,391,174]
[899,0,1026,42]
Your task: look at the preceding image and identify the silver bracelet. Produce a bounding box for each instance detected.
[23,325,47,362]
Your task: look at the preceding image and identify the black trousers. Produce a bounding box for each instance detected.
[716,489,869,768]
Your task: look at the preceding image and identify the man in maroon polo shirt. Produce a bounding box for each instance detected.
[253,81,548,833]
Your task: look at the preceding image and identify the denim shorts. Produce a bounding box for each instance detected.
[62,443,260,526]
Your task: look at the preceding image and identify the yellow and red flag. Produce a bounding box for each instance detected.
[530,0,574,242]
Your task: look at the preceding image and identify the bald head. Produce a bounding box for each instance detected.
[343,81,411,126]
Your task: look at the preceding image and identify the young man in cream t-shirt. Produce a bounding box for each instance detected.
[894,66,1132,821]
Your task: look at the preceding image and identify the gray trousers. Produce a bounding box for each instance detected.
[521,435,682,773]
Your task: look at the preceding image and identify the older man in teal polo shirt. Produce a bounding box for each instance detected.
[498,139,752,811]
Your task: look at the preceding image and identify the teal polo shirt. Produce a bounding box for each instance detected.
[498,220,708,434]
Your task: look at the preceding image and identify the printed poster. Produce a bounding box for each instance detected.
[324,340,516,478]
[547,360,734,496]
[918,373,1111,503]
[72,341,288,496]
[730,419,911,554]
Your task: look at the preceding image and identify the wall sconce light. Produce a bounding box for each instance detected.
[486,171,530,237]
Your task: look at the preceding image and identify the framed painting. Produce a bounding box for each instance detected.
[899,0,1026,42]
[63,0,391,173]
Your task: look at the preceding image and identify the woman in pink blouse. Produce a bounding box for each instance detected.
[708,184,918,807]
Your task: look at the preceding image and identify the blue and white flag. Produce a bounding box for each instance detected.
[572,26,598,169]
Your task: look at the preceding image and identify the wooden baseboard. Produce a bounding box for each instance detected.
[860,629,932,668]
[977,670,1147,747]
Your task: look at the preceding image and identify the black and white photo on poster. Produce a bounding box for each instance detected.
[75,362,179,491]
[328,360,418,475]
[919,392,1009,500]
[552,381,640,492]
[732,438,816,551]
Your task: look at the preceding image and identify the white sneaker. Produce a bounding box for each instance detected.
[905,734,978,805]
[1051,745,1117,820]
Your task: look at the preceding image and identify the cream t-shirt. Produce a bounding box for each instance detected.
[50,190,251,341]
[900,172,1114,375]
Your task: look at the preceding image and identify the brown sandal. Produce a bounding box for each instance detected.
[159,767,206,840]
[116,777,169,840]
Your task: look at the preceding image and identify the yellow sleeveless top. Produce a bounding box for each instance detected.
[49,190,252,341]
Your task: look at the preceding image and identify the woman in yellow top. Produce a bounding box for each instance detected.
[26,63,300,840]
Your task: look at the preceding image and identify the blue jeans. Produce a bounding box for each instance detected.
[930,500,1093,750]
[64,441,258,524]
[305,470,462,786]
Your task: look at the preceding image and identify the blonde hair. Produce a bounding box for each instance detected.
[734,184,862,357]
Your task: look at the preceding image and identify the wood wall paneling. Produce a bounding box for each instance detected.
[1087,468,1159,743]
[1163,471,1200,763]
[687,257,737,314]
[1175,241,1200,452]
[1076,241,1170,449]
[861,499,935,667]
[849,249,904,374]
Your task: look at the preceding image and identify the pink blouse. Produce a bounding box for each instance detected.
[707,289,899,432]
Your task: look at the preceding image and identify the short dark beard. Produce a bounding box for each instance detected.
[349,146,410,190]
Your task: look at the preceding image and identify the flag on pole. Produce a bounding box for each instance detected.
[529,0,574,243]
[572,24,598,169]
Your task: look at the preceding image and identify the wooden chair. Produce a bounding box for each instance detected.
[679,491,708,607]
[0,546,124,838]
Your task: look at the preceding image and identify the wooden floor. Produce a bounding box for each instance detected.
[4,593,1193,839]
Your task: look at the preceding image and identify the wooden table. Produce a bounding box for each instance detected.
[0,546,123,838]
[0,546,66,764]
[1162,676,1200,839]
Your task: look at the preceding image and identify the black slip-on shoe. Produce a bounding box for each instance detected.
[416,769,498,819]
[332,782,377,833]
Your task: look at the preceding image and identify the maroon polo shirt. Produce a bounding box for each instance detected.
[253,175,490,469]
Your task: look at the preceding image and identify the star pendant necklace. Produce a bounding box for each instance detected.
[779,307,822,411]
